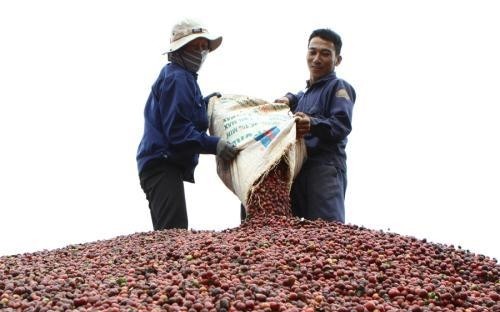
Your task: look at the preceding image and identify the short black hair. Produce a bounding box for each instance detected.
[308,28,342,56]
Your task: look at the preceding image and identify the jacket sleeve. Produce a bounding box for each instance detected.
[285,91,304,112]
[310,81,356,142]
[158,74,219,156]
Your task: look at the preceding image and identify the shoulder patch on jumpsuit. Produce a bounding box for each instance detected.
[335,88,351,100]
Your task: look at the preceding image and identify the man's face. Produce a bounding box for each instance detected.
[307,36,341,83]
[184,37,209,53]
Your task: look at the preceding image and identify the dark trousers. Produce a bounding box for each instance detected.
[291,161,347,223]
[240,204,246,222]
[139,159,188,230]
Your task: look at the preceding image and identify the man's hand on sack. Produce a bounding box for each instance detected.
[274,96,290,105]
[294,112,311,139]
[204,92,222,104]
[216,138,239,161]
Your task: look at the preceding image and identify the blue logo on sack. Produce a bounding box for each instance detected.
[254,127,280,148]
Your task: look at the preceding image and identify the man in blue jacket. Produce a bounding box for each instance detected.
[137,19,238,230]
[276,28,356,223]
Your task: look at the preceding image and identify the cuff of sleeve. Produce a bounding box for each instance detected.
[285,93,297,109]
[309,117,320,134]
[205,136,220,155]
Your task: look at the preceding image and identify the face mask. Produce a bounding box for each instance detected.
[173,49,208,73]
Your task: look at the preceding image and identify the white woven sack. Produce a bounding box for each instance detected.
[208,94,306,208]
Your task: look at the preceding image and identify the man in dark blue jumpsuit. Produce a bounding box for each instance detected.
[137,19,238,230]
[277,28,356,223]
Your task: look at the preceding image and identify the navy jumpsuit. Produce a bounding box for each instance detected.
[136,63,219,230]
[287,71,356,223]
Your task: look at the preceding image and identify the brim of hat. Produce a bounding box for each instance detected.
[165,33,223,54]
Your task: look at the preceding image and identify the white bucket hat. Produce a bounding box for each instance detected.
[165,19,222,54]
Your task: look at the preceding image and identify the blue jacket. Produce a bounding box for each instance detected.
[136,63,219,182]
[287,72,356,170]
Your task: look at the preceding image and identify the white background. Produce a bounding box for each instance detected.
[1,0,499,260]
